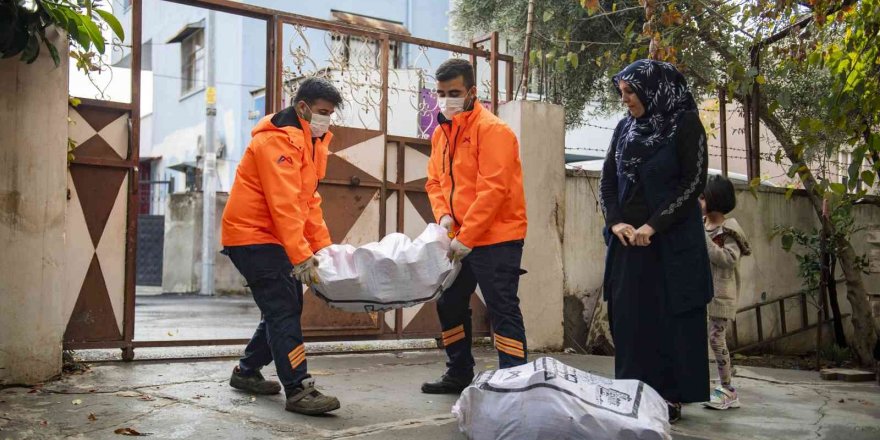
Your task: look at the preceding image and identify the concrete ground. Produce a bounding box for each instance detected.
[134,294,262,341]
[1,347,878,440]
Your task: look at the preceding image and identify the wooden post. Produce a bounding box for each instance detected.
[490,32,499,114]
[743,94,754,181]
[265,16,278,112]
[719,88,728,177]
[273,18,283,111]
[750,47,762,180]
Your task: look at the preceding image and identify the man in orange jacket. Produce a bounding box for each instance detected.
[421,59,529,394]
[221,78,340,415]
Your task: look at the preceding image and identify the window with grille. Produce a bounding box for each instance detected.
[181,30,205,95]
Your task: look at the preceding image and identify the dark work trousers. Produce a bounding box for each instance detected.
[437,240,528,377]
[222,244,309,396]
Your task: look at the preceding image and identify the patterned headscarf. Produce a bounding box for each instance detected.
[611,59,697,198]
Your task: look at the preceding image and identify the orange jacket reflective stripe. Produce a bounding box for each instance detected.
[425,103,527,248]
[221,114,332,265]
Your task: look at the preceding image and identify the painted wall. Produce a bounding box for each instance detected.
[0,33,69,385]
[563,169,880,353]
[499,101,567,351]
[162,192,246,295]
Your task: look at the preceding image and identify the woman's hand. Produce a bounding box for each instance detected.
[611,223,636,246]
[631,224,656,246]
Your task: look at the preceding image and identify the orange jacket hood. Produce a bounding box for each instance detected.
[222,113,333,264]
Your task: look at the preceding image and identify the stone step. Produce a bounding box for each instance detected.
[819,368,876,382]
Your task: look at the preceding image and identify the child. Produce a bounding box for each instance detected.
[699,175,751,411]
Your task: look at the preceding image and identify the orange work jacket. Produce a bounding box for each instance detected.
[426,102,527,248]
[221,114,332,265]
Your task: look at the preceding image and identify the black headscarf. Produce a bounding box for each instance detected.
[611,59,698,200]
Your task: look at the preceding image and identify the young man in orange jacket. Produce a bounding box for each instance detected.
[422,59,529,394]
[221,78,340,415]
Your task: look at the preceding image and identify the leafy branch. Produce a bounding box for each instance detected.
[0,0,125,73]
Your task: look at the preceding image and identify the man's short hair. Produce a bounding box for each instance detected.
[703,174,737,215]
[436,58,475,89]
[293,77,343,108]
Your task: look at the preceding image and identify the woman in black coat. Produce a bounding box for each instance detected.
[599,59,713,423]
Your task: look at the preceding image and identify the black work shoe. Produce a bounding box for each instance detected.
[667,402,682,424]
[229,367,281,395]
[285,378,340,416]
[421,373,474,394]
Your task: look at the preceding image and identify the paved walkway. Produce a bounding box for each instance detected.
[1,348,878,439]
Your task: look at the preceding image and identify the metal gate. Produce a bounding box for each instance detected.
[65,0,513,354]
[63,99,136,356]
[135,214,164,286]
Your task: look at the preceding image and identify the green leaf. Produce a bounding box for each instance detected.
[847,146,866,188]
[96,9,125,40]
[20,34,40,64]
[868,133,880,151]
[543,10,554,22]
[755,74,766,85]
[785,186,796,200]
[555,56,567,72]
[567,52,579,69]
[40,33,61,66]
[830,182,847,195]
[861,170,875,187]
[62,10,91,49]
[781,233,794,251]
[748,177,761,199]
[81,15,105,53]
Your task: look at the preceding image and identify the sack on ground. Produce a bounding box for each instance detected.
[452,357,671,440]
[313,224,459,312]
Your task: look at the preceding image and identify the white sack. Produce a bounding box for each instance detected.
[312,224,459,312]
[452,357,671,440]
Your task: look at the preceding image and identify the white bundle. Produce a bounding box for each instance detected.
[312,224,460,312]
[453,357,671,440]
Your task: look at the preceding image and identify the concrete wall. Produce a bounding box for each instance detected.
[162,192,246,295]
[563,169,880,354]
[0,33,69,384]
[498,101,566,351]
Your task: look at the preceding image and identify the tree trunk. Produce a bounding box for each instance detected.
[834,236,876,364]
[756,103,879,366]
[827,255,848,347]
[684,9,877,366]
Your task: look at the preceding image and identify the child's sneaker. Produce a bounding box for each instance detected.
[702,386,740,410]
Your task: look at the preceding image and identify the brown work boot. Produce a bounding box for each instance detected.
[285,378,340,416]
[229,366,281,395]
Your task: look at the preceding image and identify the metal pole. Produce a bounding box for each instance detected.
[200,10,217,296]
[719,88,728,177]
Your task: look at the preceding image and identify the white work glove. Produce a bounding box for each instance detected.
[439,215,455,235]
[292,256,320,286]
[447,238,472,263]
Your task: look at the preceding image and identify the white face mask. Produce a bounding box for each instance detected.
[308,113,331,137]
[439,93,470,120]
